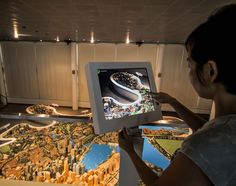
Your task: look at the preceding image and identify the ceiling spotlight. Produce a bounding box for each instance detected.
[90,31,94,43]
[13,25,18,38]
[126,32,130,44]
[13,19,19,39]
[14,29,19,38]
[125,34,130,44]
[126,37,130,44]
[56,36,60,42]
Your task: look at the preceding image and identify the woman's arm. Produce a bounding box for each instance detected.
[150,92,207,131]
[118,129,159,185]
[152,152,213,186]
[118,129,213,186]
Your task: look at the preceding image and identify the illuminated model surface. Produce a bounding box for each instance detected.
[0,105,190,186]
[26,104,57,115]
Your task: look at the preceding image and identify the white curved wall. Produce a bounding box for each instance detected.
[0,42,212,114]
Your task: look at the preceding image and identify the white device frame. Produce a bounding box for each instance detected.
[86,61,163,134]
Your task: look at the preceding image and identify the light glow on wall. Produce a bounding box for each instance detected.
[126,32,130,44]
[90,32,94,43]
[56,36,60,42]
[13,20,19,39]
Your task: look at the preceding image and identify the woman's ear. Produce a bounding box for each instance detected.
[207,60,218,83]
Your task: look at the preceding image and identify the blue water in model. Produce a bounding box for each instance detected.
[142,138,170,169]
[82,141,170,171]
[81,144,113,171]
[82,126,175,171]
[140,125,173,169]
[139,125,174,130]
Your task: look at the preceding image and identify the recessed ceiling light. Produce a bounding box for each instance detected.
[126,32,130,44]
[90,32,94,43]
[56,36,60,42]
[14,29,18,38]
[13,22,18,39]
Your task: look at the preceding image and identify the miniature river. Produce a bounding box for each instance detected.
[82,140,170,172]
[140,125,175,169]
[82,126,174,171]
[81,144,113,171]
[142,138,170,169]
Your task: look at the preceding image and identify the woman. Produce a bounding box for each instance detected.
[118,4,236,186]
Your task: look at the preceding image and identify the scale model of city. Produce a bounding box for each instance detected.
[0,104,190,186]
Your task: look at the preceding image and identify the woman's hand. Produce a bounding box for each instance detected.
[148,91,176,105]
[118,128,135,154]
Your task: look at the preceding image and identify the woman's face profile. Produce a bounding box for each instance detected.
[187,56,197,86]
[186,53,204,97]
[186,51,215,99]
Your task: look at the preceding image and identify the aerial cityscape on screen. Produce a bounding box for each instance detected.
[97,68,155,120]
[0,105,190,186]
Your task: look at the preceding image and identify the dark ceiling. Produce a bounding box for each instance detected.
[0,0,236,44]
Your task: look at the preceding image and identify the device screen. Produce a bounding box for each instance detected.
[97,68,155,120]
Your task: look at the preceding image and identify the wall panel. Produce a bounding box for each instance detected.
[78,44,95,106]
[197,98,212,112]
[160,45,182,99]
[1,42,39,99]
[94,44,116,62]
[0,44,7,104]
[116,44,139,61]
[176,48,199,108]
[0,42,212,113]
[137,44,158,72]
[35,43,72,101]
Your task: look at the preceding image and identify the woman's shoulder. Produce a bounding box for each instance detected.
[182,114,236,150]
[179,114,236,185]
[203,114,236,129]
[214,114,236,121]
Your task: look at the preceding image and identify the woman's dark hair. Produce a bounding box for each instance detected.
[185,4,236,94]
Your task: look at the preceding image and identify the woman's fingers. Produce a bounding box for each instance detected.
[118,130,123,139]
[146,91,158,95]
[146,91,171,104]
[146,92,163,104]
[123,127,129,138]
